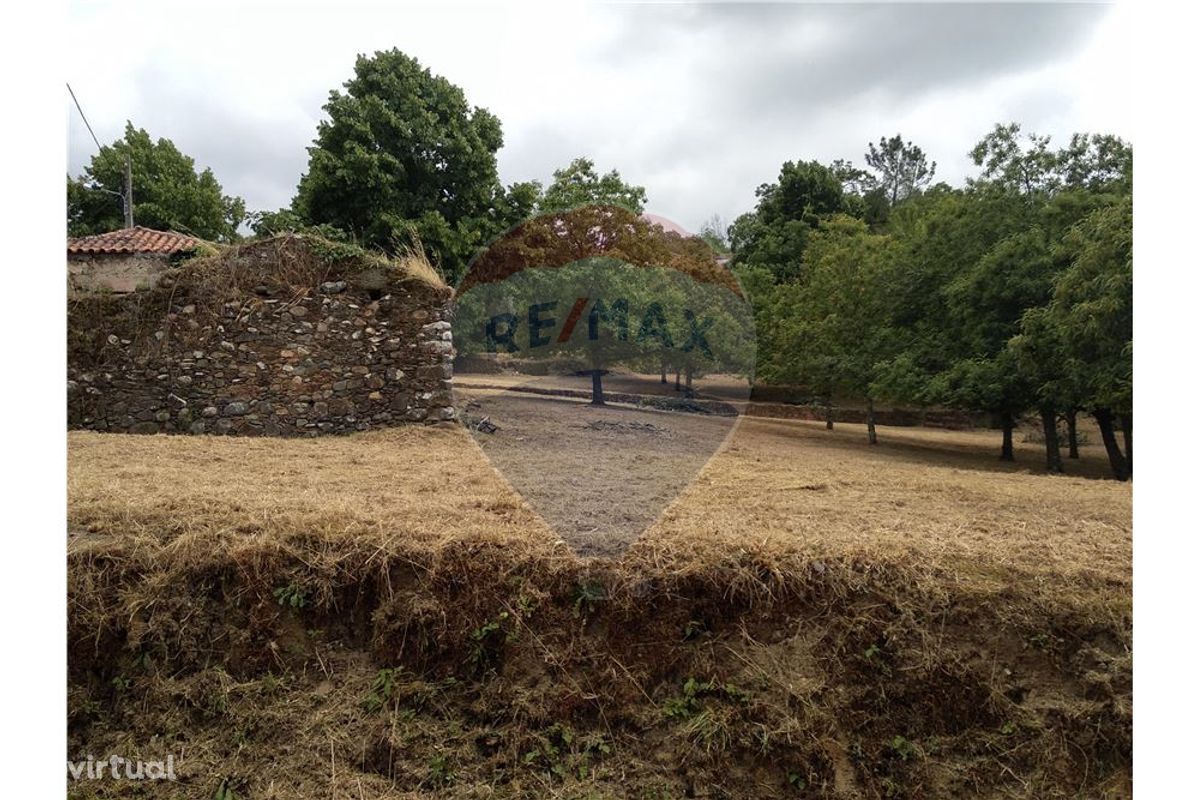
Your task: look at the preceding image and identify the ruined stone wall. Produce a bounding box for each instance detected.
[67,236,455,436]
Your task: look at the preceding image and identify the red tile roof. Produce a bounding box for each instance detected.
[67,226,203,255]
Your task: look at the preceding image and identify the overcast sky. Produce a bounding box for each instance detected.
[66,1,1131,234]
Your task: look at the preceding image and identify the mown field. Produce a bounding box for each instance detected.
[67,413,1131,799]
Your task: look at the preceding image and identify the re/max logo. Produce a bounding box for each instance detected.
[485,298,713,357]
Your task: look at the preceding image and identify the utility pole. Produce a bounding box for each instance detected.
[123,154,134,228]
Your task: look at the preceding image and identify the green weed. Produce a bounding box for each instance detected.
[273,582,307,609]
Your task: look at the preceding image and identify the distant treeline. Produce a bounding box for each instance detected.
[729,128,1131,480]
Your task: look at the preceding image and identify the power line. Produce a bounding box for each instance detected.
[66,82,104,153]
[67,81,133,227]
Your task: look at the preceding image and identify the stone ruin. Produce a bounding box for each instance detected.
[67,235,455,436]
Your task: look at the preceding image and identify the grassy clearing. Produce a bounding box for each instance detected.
[67,418,1130,799]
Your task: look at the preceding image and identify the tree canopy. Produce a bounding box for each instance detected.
[292,49,528,283]
[732,125,1132,478]
[538,157,647,214]
[728,160,848,282]
[68,122,245,241]
[864,134,937,205]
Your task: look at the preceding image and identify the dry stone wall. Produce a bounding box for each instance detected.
[67,236,456,436]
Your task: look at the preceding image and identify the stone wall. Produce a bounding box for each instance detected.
[67,236,455,436]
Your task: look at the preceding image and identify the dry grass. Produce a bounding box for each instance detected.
[69,425,550,555]
[390,239,449,291]
[66,418,1131,799]
[643,417,1129,591]
[68,417,1130,582]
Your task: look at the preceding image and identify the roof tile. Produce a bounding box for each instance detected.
[67,226,203,255]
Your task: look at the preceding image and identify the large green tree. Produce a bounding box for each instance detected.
[67,122,245,241]
[1024,198,1132,479]
[881,127,1130,469]
[946,226,1061,460]
[293,49,530,283]
[771,215,900,443]
[874,187,1030,455]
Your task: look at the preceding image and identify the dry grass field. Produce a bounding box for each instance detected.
[67,410,1131,799]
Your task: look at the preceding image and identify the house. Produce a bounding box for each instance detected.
[67,226,204,294]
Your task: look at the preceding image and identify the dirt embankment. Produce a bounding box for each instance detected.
[67,424,1130,799]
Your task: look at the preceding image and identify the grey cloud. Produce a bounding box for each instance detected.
[606,3,1104,120]
[72,64,318,214]
[67,1,1122,236]
[573,3,1114,228]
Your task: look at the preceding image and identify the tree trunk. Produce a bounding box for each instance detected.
[590,370,605,406]
[684,367,694,398]
[1000,410,1015,462]
[1066,410,1079,459]
[866,397,878,445]
[660,362,667,384]
[1040,406,1064,474]
[674,369,681,392]
[1120,413,1132,476]
[1094,408,1128,481]
[825,399,834,431]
